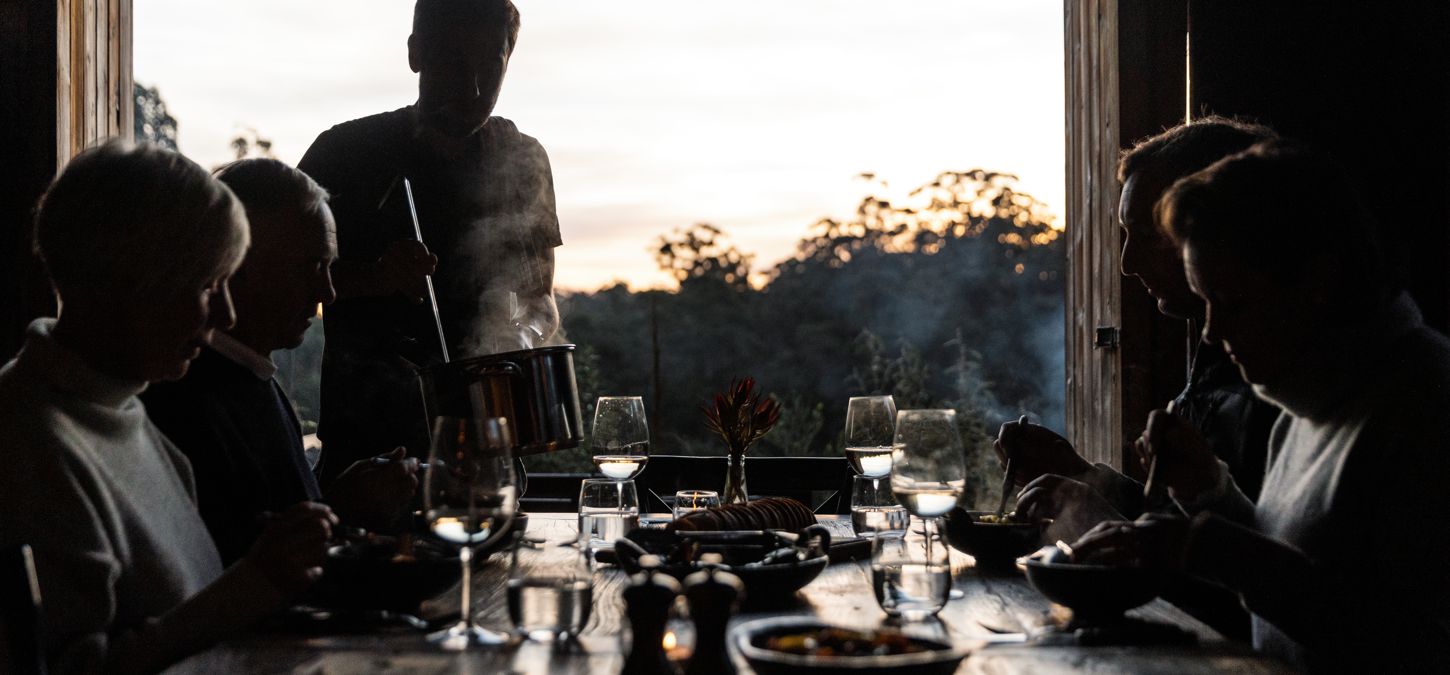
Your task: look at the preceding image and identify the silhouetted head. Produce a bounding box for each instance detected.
[213,158,337,354]
[33,139,249,382]
[408,0,521,138]
[1160,141,1395,386]
[1116,116,1277,319]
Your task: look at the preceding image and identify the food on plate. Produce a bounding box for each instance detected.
[667,497,816,532]
[763,627,927,657]
[974,512,1024,524]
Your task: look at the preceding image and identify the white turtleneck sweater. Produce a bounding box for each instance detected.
[1189,293,1450,672]
[0,320,229,674]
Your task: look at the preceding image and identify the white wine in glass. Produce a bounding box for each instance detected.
[591,453,649,480]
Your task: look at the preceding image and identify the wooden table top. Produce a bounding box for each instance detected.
[166,513,1294,674]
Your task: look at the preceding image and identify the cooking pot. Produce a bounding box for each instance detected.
[417,345,584,457]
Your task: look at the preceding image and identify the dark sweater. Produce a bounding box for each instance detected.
[141,347,321,565]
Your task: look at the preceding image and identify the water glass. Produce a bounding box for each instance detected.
[672,490,721,520]
[578,478,640,553]
[845,395,897,477]
[508,532,593,642]
[871,528,952,620]
[851,475,908,536]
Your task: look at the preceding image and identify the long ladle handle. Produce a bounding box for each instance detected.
[403,178,450,364]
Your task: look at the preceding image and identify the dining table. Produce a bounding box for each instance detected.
[165,513,1296,674]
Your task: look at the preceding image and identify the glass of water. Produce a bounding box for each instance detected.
[507,531,593,642]
[578,478,640,554]
[851,475,908,536]
[672,490,721,520]
[871,528,951,621]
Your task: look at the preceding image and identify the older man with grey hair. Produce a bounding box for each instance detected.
[143,158,420,565]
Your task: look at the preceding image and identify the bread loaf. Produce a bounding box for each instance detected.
[667,497,816,532]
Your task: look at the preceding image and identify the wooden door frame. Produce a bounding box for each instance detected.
[1065,0,1190,471]
[0,0,131,358]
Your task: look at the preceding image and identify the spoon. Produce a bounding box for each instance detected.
[1142,401,1176,500]
[995,415,1029,519]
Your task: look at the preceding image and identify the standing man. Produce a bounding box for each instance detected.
[299,0,562,484]
[143,159,419,563]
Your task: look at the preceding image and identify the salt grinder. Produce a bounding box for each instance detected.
[682,553,744,675]
[622,554,681,675]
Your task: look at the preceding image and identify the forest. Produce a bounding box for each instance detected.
[531,169,1065,509]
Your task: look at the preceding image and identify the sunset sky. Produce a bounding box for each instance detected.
[135,1,1064,292]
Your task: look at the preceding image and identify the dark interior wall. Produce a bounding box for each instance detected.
[0,0,59,360]
[1189,0,1450,331]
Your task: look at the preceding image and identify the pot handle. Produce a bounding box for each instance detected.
[466,361,522,378]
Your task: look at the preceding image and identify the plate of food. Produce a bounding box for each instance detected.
[733,617,967,675]
[611,497,830,607]
[306,535,461,613]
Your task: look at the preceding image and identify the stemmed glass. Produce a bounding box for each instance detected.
[423,415,518,649]
[890,409,966,557]
[844,395,897,478]
[590,396,650,480]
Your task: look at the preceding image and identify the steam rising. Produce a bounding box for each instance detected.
[426,121,561,359]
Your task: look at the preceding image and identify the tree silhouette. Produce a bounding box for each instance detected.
[653,223,755,291]
[133,83,179,150]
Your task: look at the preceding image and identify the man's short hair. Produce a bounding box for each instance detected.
[33,139,249,301]
[1159,140,1395,310]
[1117,115,1279,185]
[212,158,330,244]
[413,0,520,53]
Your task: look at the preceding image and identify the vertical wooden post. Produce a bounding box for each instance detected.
[57,0,131,167]
[1064,0,1122,467]
[0,0,131,359]
[1065,0,1188,469]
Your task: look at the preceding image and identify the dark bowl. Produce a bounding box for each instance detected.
[1020,547,1166,620]
[308,540,461,613]
[942,509,1044,569]
[614,526,831,609]
[733,617,967,675]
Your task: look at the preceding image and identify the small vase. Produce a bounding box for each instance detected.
[722,452,749,505]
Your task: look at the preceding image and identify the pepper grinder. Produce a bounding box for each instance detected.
[622,554,682,675]
[682,553,744,675]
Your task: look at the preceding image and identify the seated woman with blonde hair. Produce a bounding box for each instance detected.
[0,140,336,674]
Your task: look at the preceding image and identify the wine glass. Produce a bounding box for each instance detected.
[423,415,518,649]
[590,396,650,480]
[845,395,897,477]
[890,409,966,558]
